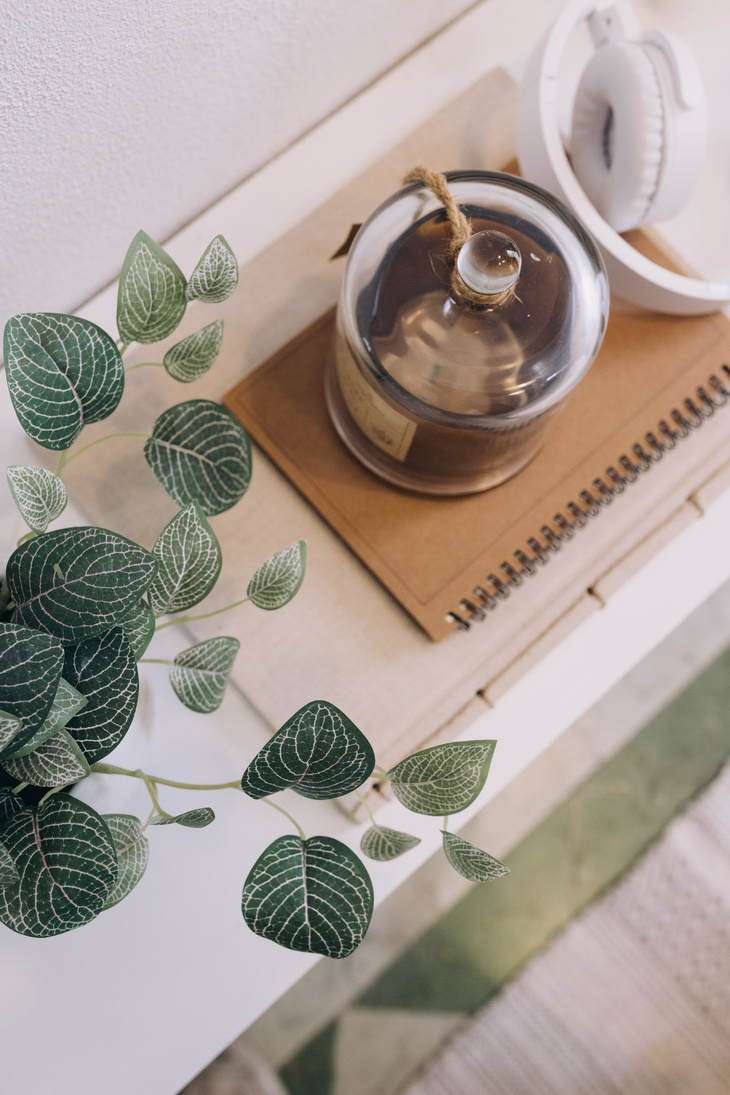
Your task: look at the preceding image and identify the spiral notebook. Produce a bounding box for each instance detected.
[223,229,730,642]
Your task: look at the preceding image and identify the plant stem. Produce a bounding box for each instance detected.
[371,765,389,782]
[138,658,175,666]
[11,782,28,795]
[118,342,131,356]
[90,765,306,839]
[126,361,163,372]
[57,432,151,474]
[139,770,168,816]
[39,784,69,807]
[354,789,378,828]
[90,761,242,792]
[261,797,306,841]
[155,597,250,630]
[16,530,37,547]
[442,815,449,832]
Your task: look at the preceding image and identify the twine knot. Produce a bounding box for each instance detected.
[403,166,506,306]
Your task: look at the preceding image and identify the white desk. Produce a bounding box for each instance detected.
[2,2,730,1092]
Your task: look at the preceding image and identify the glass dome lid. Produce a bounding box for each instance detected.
[341,170,610,426]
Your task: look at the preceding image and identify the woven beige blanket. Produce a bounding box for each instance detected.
[405,762,730,1095]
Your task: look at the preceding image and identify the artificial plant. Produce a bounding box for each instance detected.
[0,229,507,958]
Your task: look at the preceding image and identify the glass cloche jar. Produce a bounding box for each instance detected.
[325,169,609,495]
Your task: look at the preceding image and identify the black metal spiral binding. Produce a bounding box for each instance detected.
[450,367,730,631]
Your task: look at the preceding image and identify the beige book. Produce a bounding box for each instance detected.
[61,68,730,766]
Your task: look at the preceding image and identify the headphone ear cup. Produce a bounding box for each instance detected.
[570,40,665,233]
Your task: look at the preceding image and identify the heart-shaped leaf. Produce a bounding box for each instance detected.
[119,600,155,660]
[0,789,23,826]
[0,623,63,751]
[7,526,158,643]
[387,741,496,816]
[6,465,67,533]
[102,814,149,909]
[2,728,90,787]
[441,831,509,882]
[117,230,187,344]
[63,628,138,764]
[0,711,23,754]
[360,825,421,862]
[0,794,117,937]
[242,834,373,958]
[169,636,240,713]
[241,701,375,801]
[144,400,252,515]
[148,502,222,615]
[0,841,19,887]
[247,541,307,610]
[2,678,87,760]
[163,320,224,383]
[4,313,124,450]
[147,807,215,828]
[185,235,238,303]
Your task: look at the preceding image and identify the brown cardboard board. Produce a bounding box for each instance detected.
[223,255,730,640]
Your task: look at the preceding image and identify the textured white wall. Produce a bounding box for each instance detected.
[0,0,475,326]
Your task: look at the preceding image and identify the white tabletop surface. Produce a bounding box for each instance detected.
[2,2,730,1093]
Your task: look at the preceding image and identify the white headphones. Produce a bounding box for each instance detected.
[516,0,730,314]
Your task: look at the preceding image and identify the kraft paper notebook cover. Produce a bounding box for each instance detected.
[223,229,730,643]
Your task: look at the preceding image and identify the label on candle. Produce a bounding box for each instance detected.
[336,346,416,462]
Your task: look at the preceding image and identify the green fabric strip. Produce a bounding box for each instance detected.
[279,1022,338,1095]
[358,641,730,1011]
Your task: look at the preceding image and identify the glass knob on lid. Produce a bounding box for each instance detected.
[456,230,522,300]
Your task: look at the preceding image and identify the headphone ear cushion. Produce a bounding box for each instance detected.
[570,41,664,233]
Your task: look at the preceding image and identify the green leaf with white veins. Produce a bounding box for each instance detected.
[7,465,67,533]
[163,319,224,383]
[242,834,373,958]
[247,540,307,610]
[4,313,124,450]
[102,815,149,909]
[144,400,252,515]
[148,807,215,828]
[0,711,22,754]
[241,700,375,801]
[0,789,23,826]
[2,727,90,787]
[388,740,497,816]
[170,636,240,713]
[2,677,87,760]
[185,235,238,303]
[360,825,421,862]
[0,842,19,887]
[119,600,155,661]
[441,831,509,882]
[117,230,187,344]
[148,502,222,616]
[63,628,138,764]
[0,794,117,937]
[7,526,158,644]
[0,623,64,753]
